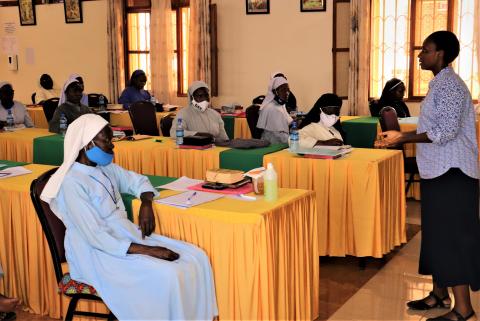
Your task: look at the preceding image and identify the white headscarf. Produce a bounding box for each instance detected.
[58,77,81,105]
[260,76,288,110]
[0,81,12,91]
[187,80,209,109]
[257,77,293,132]
[40,114,109,214]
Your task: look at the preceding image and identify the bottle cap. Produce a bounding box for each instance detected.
[267,162,273,170]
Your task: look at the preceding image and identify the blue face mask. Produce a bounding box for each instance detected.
[85,142,114,166]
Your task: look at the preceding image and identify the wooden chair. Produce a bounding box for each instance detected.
[128,101,160,136]
[30,168,116,321]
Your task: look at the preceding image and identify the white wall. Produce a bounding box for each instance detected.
[211,0,333,112]
[0,1,108,104]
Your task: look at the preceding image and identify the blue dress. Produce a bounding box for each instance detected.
[118,86,151,109]
[50,162,218,320]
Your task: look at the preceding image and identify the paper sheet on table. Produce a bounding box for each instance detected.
[0,166,32,179]
[156,176,204,191]
[155,191,223,208]
[398,117,419,124]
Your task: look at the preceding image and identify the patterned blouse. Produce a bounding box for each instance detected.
[417,66,479,179]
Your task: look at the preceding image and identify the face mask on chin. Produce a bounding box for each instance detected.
[320,111,339,128]
[192,99,209,112]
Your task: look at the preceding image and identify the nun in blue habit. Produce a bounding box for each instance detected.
[40,114,218,320]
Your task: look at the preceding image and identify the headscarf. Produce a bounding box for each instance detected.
[187,81,209,109]
[379,78,404,104]
[259,76,288,110]
[40,114,109,215]
[0,81,12,91]
[128,69,146,87]
[299,93,342,129]
[58,77,81,105]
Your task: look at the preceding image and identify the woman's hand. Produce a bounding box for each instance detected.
[375,130,404,148]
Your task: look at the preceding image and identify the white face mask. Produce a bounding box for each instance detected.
[192,99,209,112]
[320,111,339,128]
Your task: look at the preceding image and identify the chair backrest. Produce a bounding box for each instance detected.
[245,104,263,139]
[160,113,176,137]
[88,93,109,108]
[369,100,381,117]
[29,167,65,283]
[41,98,60,122]
[379,106,401,132]
[129,101,160,136]
[31,92,36,104]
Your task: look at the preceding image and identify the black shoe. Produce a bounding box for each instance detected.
[426,309,475,321]
[407,291,451,310]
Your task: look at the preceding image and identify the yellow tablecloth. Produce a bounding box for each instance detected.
[113,138,230,179]
[233,117,251,139]
[26,107,49,129]
[264,148,406,258]
[109,111,174,133]
[132,189,319,320]
[0,128,53,162]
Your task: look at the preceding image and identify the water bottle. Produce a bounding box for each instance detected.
[6,109,14,129]
[264,163,278,202]
[98,95,105,110]
[176,118,184,146]
[59,112,68,136]
[289,120,299,152]
[150,96,156,105]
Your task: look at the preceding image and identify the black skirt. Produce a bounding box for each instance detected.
[419,168,480,290]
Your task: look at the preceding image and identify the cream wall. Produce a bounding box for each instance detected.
[211,0,333,112]
[0,1,108,104]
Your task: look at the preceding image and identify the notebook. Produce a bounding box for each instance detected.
[295,147,352,159]
[155,191,223,208]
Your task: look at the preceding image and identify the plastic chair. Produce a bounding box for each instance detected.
[379,106,420,194]
[41,98,60,122]
[31,92,37,104]
[245,104,263,139]
[128,101,160,136]
[160,113,176,137]
[30,168,116,321]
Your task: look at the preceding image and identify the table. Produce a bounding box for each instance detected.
[109,111,175,133]
[264,148,406,258]
[0,128,54,163]
[234,116,251,139]
[341,116,379,148]
[132,189,319,320]
[0,163,318,320]
[219,143,287,171]
[26,107,49,129]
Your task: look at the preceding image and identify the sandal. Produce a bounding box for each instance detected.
[0,312,16,321]
[407,291,451,310]
[426,309,475,321]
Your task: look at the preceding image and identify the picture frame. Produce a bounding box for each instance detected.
[64,0,82,23]
[300,0,326,12]
[17,0,36,26]
[246,0,269,15]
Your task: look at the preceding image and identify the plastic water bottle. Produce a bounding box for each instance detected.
[98,95,105,110]
[6,109,14,129]
[59,112,68,136]
[264,162,278,202]
[176,118,184,146]
[150,96,156,105]
[289,121,299,152]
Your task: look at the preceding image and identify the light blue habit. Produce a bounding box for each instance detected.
[50,162,218,320]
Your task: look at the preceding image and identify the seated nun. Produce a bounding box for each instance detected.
[49,79,92,133]
[0,82,34,128]
[118,70,152,109]
[298,93,346,147]
[40,114,218,320]
[271,71,298,113]
[34,74,60,104]
[256,77,293,144]
[170,81,229,141]
[60,74,89,106]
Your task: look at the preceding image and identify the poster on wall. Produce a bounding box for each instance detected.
[17,0,36,26]
[64,0,82,23]
[246,0,269,15]
[300,0,326,12]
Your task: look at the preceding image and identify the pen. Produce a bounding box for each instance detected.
[186,192,197,204]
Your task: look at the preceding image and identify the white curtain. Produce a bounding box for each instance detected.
[150,0,178,104]
[188,0,211,87]
[106,0,125,103]
[348,0,371,115]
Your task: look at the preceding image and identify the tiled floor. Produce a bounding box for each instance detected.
[12,200,479,321]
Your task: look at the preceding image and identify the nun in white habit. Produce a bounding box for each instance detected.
[256,77,293,144]
[58,73,89,106]
[41,114,218,320]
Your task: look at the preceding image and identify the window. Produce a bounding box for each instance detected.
[171,5,190,96]
[370,0,478,100]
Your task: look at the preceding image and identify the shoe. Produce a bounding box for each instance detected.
[0,312,16,321]
[426,309,475,321]
[407,291,451,310]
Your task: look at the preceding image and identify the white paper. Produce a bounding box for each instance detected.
[0,164,7,168]
[1,36,18,55]
[398,117,419,125]
[156,176,204,191]
[313,145,352,151]
[155,191,223,208]
[0,166,32,179]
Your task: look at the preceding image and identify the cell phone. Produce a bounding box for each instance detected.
[202,182,227,190]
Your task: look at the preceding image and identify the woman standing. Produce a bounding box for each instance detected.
[376,31,480,321]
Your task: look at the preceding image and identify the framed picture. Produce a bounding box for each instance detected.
[17,0,36,26]
[300,0,326,12]
[64,0,82,23]
[246,0,269,15]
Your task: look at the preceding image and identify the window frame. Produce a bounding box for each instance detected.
[173,5,189,97]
